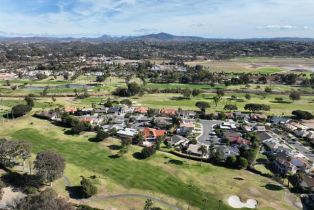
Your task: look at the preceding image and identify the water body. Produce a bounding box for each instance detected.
[23,84,95,91]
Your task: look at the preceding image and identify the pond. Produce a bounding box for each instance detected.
[23,84,96,91]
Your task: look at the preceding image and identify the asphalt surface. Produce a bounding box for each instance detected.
[198,120,222,145]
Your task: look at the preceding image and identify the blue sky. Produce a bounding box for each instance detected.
[0,0,313,38]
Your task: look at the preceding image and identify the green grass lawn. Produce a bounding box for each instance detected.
[255,67,283,74]
[0,116,297,210]
[9,128,230,210]
[132,93,314,115]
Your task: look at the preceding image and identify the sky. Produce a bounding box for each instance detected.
[0,0,313,38]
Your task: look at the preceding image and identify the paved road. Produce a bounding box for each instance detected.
[198,120,222,145]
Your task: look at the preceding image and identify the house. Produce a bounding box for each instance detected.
[290,122,308,131]
[271,152,312,175]
[134,115,152,123]
[134,106,149,114]
[219,120,237,130]
[169,135,190,147]
[102,124,124,132]
[212,145,240,161]
[284,124,298,132]
[271,153,297,175]
[254,125,266,132]
[298,174,314,192]
[263,139,281,152]
[153,117,173,129]
[142,127,166,141]
[65,107,77,114]
[177,110,196,119]
[176,120,195,136]
[306,131,314,141]
[79,116,103,125]
[294,129,310,138]
[234,112,250,120]
[77,108,94,115]
[269,116,291,124]
[107,106,121,114]
[117,128,138,139]
[94,108,107,114]
[187,144,209,157]
[223,131,250,145]
[160,108,177,117]
[250,113,267,121]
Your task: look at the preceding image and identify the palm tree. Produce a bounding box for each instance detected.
[198,145,208,166]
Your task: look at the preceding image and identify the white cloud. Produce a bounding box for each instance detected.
[0,0,314,38]
[257,25,297,30]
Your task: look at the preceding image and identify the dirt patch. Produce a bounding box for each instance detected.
[0,187,25,207]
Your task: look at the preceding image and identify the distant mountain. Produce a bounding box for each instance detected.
[129,32,207,41]
[0,32,314,43]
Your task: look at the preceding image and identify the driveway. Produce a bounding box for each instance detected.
[198,120,222,145]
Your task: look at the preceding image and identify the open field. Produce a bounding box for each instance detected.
[0,90,313,117]
[0,116,297,210]
[185,57,314,73]
[129,93,314,115]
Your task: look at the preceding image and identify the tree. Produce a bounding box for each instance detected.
[34,151,65,184]
[274,97,284,103]
[198,145,208,166]
[216,89,225,98]
[11,104,32,118]
[289,91,301,101]
[94,130,109,142]
[226,156,237,167]
[244,103,270,112]
[224,104,238,111]
[120,99,132,106]
[42,86,49,97]
[133,132,145,145]
[213,96,220,107]
[0,139,31,169]
[80,177,97,198]
[0,180,5,200]
[63,72,69,80]
[182,88,192,99]
[96,75,106,83]
[292,110,314,120]
[237,157,248,169]
[192,89,201,97]
[245,94,251,100]
[141,146,156,159]
[264,86,272,93]
[15,188,74,210]
[24,95,35,107]
[195,101,210,113]
[144,199,153,210]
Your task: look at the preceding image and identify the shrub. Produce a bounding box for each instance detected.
[11,104,32,118]
[292,110,314,120]
[80,177,97,198]
[94,130,109,142]
[141,146,156,159]
[237,157,248,169]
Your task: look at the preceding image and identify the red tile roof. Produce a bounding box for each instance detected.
[134,106,149,113]
[160,108,177,116]
[143,127,166,139]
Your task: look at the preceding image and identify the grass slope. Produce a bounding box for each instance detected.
[11,127,234,210]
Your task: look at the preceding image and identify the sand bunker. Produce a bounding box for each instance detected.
[228,195,257,209]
